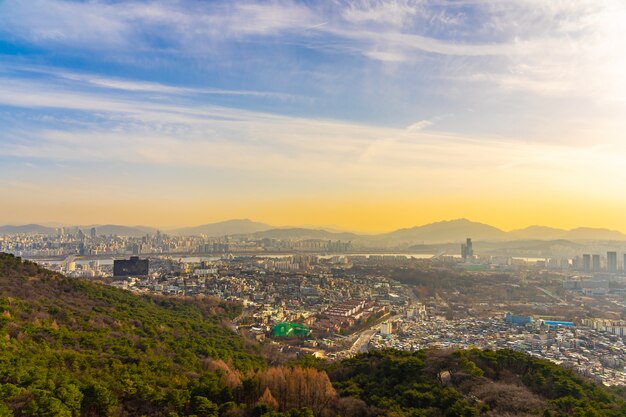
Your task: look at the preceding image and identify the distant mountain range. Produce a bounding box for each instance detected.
[2,218,626,244]
[171,219,273,236]
[0,224,57,235]
[377,218,507,244]
[249,227,359,241]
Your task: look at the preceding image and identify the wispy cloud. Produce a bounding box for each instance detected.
[1,0,626,228]
[1,71,624,199]
[1,0,623,102]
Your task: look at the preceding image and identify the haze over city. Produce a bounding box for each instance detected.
[1,0,626,232]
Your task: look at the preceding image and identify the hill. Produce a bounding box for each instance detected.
[250,228,359,241]
[0,224,56,235]
[0,253,263,416]
[511,225,626,241]
[171,219,273,236]
[80,224,158,237]
[378,219,508,245]
[328,348,626,417]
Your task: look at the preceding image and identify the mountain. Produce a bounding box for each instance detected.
[80,224,158,237]
[0,224,56,235]
[510,225,569,240]
[3,219,626,243]
[171,219,273,236]
[379,218,508,245]
[382,220,626,245]
[511,225,626,241]
[251,227,359,241]
[565,227,626,241]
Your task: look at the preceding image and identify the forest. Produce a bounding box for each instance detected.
[1,253,625,417]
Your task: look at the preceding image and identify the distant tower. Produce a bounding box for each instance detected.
[90,227,97,239]
[607,251,617,272]
[592,254,601,272]
[461,238,473,261]
[582,254,591,272]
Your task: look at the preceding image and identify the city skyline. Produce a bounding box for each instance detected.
[1,1,626,232]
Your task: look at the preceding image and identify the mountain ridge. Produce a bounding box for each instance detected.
[2,218,626,243]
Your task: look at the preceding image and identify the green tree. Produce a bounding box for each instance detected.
[81,384,117,417]
[0,402,13,417]
[27,390,72,417]
[55,383,83,416]
[191,396,218,417]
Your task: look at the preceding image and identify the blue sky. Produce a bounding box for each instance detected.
[1,0,626,231]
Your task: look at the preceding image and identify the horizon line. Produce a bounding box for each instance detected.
[2,217,626,236]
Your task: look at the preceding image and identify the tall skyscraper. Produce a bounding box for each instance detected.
[582,254,591,272]
[461,237,473,260]
[607,251,617,272]
[592,254,601,272]
[90,227,97,239]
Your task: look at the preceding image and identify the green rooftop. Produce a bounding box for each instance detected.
[272,322,311,337]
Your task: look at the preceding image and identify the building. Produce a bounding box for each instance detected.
[461,238,473,260]
[272,322,311,337]
[113,256,149,277]
[582,254,591,272]
[504,312,533,325]
[90,227,97,239]
[380,321,393,336]
[607,251,617,272]
[592,254,601,272]
[542,320,575,328]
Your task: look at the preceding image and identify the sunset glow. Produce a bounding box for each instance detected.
[1,0,625,232]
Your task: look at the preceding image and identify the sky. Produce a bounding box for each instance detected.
[1,0,626,232]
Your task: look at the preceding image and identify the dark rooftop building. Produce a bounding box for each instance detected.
[113,256,149,277]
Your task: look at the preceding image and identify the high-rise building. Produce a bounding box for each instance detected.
[592,254,601,272]
[90,227,97,239]
[461,238,473,260]
[607,251,617,272]
[582,254,591,272]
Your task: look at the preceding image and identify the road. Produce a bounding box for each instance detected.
[535,286,563,302]
[346,312,402,355]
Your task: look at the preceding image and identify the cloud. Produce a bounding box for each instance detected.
[406,120,432,131]
[1,70,624,202]
[2,0,624,103]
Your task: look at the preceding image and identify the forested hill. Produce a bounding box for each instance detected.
[2,253,626,417]
[0,253,264,416]
[328,348,626,417]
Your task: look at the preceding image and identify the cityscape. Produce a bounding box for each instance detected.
[2,0,626,416]
[2,222,626,387]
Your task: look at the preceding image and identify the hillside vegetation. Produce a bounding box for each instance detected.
[328,348,626,417]
[0,253,263,416]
